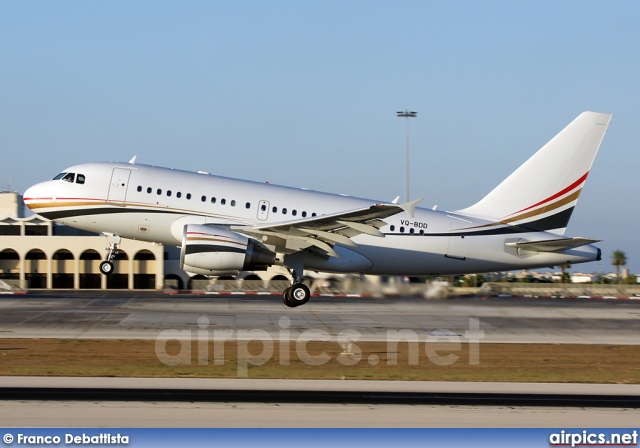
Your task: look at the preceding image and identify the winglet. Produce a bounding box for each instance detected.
[399,198,423,218]
[128,156,137,164]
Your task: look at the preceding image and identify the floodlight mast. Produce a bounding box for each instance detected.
[396,110,417,202]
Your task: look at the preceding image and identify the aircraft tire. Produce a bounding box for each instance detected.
[289,283,310,306]
[99,261,114,276]
[282,287,296,307]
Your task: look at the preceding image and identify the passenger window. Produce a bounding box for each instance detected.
[261,204,267,211]
[231,200,236,207]
[400,227,405,233]
[201,196,206,202]
[177,192,182,198]
[245,202,251,209]
[312,213,317,217]
[137,186,142,192]
[272,206,278,213]
[292,210,297,216]
[390,225,395,231]
[62,173,75,183]
[76,174,85,184]
[186,193,191,200]
[302,211,307,217]
[409,228,414,234]
[282,208,287,215]
[211,197,216,204]
[157,189,162,195]
[419,229,424,236]
[147,187,152,194]
[167,190,172,197]
[221,199,226,205]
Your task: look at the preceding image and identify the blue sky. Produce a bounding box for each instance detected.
[1,1,639,273]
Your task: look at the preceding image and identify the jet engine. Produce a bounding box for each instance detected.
[180,224,275,276]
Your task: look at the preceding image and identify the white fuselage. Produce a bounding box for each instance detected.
[24,162,600,277]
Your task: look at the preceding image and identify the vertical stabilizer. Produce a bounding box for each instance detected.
[456,111,611,234]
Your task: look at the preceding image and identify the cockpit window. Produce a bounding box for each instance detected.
[53,172,83,184]
[61,173,75,183]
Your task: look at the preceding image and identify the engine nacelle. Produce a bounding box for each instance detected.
[180,224,276,276]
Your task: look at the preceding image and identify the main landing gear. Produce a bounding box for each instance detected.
[282,283,311,308]
[99,235,121,276]
[281,254,311,308]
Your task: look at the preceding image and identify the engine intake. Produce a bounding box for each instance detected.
[180,224,275,276]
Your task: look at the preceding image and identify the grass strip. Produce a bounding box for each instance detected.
[0,339,638,383]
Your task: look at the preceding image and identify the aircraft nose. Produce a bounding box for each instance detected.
[23,183,45,211]
[24,185,34,198]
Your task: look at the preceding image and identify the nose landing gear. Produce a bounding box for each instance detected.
[100,234,121,276]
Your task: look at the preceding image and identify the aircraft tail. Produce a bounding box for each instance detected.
[456,111,612,235]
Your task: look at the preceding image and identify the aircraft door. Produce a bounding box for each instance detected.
[257,200,270,221]
[107,168,131,206]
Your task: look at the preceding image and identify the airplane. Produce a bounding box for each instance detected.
[24,111,611,307]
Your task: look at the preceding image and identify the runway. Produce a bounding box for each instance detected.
[1,377,639,428]
[3,399,638,428]
[1,292,639,427]
[4,400,638,427]
[0,291,639,344]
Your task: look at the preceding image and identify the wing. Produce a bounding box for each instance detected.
[505,237,600,253]
[230,198,422,257]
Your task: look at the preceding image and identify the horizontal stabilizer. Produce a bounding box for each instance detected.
[505,237,600,253]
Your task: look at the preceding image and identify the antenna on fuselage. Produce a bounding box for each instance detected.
[128,156,137,164]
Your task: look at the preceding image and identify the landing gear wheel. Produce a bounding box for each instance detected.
[289,283,310,306]
[101,234,121,276]
[282,287,295,308]
[99,261,114,275]
[281,284,310,307]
